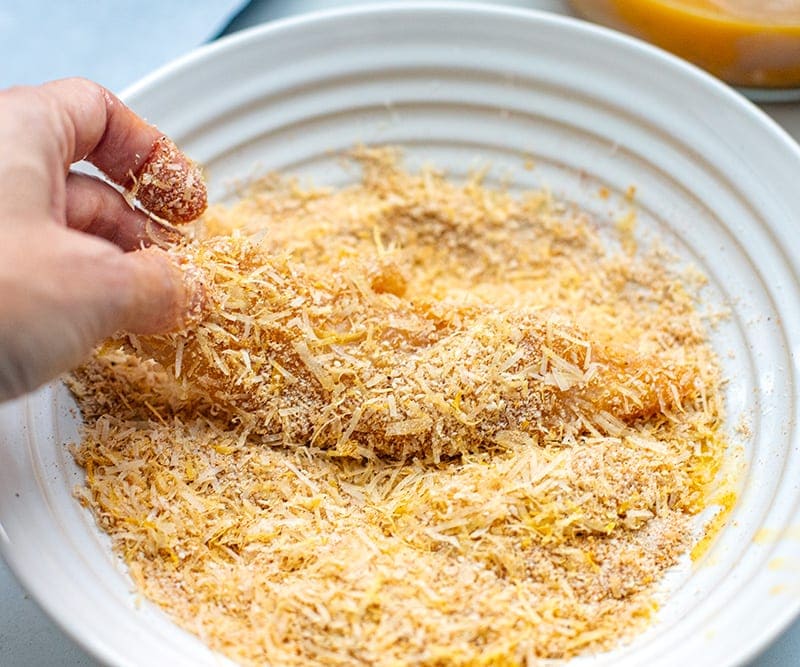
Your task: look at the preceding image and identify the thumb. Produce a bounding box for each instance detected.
[114,246,204,335]
[0,234,203,401]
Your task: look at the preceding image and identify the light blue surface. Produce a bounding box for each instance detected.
[0,1,798,665]
[0,0,247,90]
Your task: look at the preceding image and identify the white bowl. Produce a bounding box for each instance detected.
[2,3,800,666]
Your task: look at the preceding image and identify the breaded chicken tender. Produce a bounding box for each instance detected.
[119,236,698,460]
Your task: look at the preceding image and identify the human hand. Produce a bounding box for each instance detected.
[0,77,207,402]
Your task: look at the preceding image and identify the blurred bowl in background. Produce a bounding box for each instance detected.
[570,0,800,101]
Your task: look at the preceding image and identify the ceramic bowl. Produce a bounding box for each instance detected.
[2,4,800,665]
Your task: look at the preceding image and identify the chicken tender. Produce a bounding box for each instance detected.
[120,237,698,460]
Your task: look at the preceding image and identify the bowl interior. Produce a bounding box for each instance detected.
[2,5,800,666]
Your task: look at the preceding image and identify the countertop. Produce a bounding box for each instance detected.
[1,1,799,665]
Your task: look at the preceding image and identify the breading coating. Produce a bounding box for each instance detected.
[129,238,700,461]
[69,149,728,666]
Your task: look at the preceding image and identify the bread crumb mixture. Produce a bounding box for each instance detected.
[69,148,726,666]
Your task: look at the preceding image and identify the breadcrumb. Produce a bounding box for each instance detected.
[69,148,727,666]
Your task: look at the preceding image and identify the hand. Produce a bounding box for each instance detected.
[0,78,207,402]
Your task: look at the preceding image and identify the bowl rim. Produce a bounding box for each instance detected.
[3,3,800,666]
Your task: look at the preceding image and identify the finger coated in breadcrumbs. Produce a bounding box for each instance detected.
[132,136,207,223]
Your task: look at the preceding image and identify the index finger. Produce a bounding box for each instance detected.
[0,77,206,224]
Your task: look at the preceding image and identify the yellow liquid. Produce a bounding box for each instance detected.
[570,0,800,88]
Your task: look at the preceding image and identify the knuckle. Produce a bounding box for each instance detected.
[0,85,47,121]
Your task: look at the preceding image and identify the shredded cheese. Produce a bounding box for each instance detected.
[68,148,728,666]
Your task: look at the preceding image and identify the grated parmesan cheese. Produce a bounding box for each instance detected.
[68,148,728,666]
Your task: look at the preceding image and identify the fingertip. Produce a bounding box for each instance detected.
[134,136,208,224]
[118,247,206,334]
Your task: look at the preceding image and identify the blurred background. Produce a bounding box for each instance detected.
[0,0,798,664]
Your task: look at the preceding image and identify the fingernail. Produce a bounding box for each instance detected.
[174,256,206,327]
[143,216,185,248]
